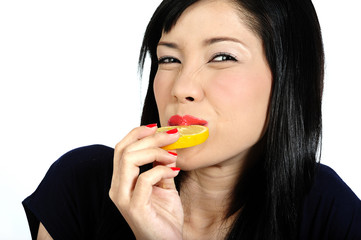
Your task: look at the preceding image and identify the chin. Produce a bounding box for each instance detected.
[175,147,204,170]
[175,145,218,171]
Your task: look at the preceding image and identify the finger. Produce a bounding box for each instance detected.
[111,125,179,206]
[125,149,178,168]
[119,149,177,193]
[123,128,179,153]
[114,125,158,166]
[132,166,180,206]
[111,125,158,206]
[112,125,158,190]
[114,126,179,172]
[114,148,178,204]
[153,151,178,190]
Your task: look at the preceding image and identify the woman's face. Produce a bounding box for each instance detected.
[154,0,272,170]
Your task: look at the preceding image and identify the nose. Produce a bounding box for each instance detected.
[171,67,204,104]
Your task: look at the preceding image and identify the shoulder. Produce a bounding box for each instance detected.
[46,144,114,178]
[313,164,358,197]
[312,164,360,208]
[54,144,114,168]
[29,144,115,199]
[22,145,127,239]
[27,144,116,208]
[299,163,361,239]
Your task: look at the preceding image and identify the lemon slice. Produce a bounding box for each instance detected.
[157,125,209,150]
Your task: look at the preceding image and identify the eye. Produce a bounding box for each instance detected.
[210,53,238,63]
[158,56,181,64]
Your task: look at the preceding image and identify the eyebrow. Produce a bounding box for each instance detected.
[204,37,250,55]
[157,41,179,49]
[203,37,247,47]
[157,37,250,54]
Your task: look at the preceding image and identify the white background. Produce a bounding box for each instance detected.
[0,0,360,239]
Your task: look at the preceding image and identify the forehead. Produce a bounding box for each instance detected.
[171,1,239,32]
[159,0,260,50]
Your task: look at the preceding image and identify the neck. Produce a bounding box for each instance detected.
[180,159,244,239]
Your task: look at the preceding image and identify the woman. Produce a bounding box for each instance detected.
[23,0,361,239]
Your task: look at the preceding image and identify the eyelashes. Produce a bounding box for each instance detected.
[157,53,238,65]
[209,53,238,63]
[157,56,181,64]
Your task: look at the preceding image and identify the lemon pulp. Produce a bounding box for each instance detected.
[157,125,209,150]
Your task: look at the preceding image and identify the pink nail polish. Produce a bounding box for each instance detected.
[166,128,178,134]
[146,123,157,128]
[168,151,177,156]
[170,167,181,171]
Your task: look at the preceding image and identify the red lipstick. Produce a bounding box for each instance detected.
[168,115,208,126]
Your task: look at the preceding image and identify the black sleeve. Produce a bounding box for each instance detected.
[299,164,361,240]
[22,144,135,240]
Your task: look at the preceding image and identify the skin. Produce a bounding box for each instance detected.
[155,0,271,171]
[37,223,52,240]
[154,1,272,239]
[38,0,272,239]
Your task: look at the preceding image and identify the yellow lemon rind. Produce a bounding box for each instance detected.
[157,125,209,150]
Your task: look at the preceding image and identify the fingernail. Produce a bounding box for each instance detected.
[146,123,157,128]
[167,151,177,156]
[166,128,178,134]
[170,167,181,171]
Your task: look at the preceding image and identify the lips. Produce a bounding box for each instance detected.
[168,115,208,126]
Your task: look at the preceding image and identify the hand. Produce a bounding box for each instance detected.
[109,125,184,240]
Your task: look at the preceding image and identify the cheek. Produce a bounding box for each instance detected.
[154,73,168,105]
[154,72,173,124]
[208,71,270,112]
[153,75,162,105]
[209,70,272,136]
[208,73,245,108]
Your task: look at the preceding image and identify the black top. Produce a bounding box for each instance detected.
[23,145,361,240]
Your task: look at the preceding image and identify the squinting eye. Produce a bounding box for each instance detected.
[210,53,237,63]
[158,57,181,64]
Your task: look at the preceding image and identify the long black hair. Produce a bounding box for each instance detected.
[138,0,324,239]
